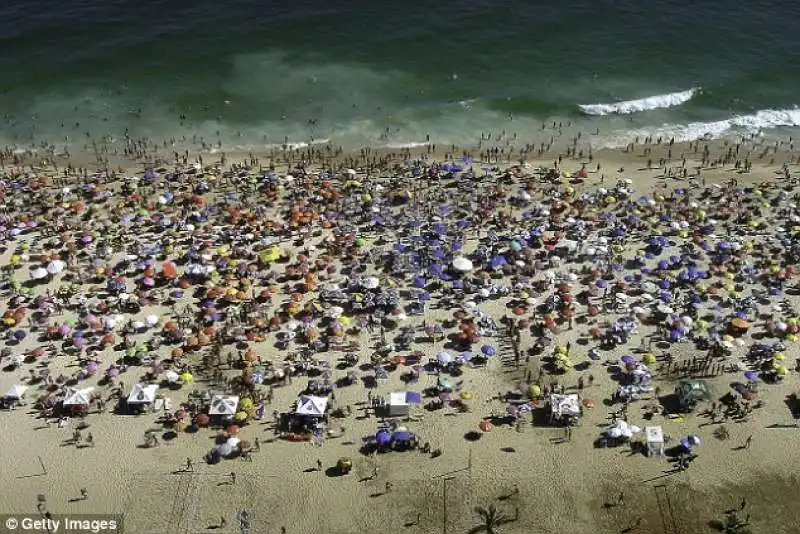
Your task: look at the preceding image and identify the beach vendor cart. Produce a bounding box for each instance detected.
[645,426,665,457]
[675,380,711,412]
[548,393,581,426]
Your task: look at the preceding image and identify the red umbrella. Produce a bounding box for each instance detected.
[226,424,240,435]
[194,413,210,426]
[479,420,493,432]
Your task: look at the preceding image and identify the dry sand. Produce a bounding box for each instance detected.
[0,135,799,534]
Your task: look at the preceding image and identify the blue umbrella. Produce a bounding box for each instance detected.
[412,276,426,289]
[481,345,496,356]
[375,430,391,446]
[393,431,414,441]
[620,355,634,364]
[418,292,430,302]
[427,263,444,275]
[596,279,607,289]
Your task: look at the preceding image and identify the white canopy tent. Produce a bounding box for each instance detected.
[295,395,329,417]
[209,395,240,416]
[63,387,94,406]
[127,383,159,404]
[388,392,409,416]
[549,394,581,421]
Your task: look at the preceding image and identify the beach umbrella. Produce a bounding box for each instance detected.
[226,424,240,435]
[436,351,452,364]
[452,257,473,272]
[46,260,65,275]
[481,344,496,356]
[479,420,493,432]
[375,430,392,447]
[30,267,48,280]
[179,372,194,382]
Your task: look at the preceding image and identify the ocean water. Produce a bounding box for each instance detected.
[1,0,799,152]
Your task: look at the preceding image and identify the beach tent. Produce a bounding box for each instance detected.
[4,384,28,399]
[388,392,410,416]
[549,394,581,423]
[295,395,329,417]
[209,394,240,416]
[645,426,664,457]
[127,383,159,404]
[675,380,711,410]
[63,387,94,406]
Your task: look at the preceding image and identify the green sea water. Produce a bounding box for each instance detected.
[1,0,799,151]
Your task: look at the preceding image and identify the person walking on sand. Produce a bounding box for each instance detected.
[618,492,625,506]
[219,516,226,528]
[316,459,323,471]
[80,488,88,500]
[744,435,753,449]
[230,472,236,485]
[86,433,94,447]
[186,458,193,472]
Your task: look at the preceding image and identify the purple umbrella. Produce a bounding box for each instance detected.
[375,430,391,446]
[481,345,496,356]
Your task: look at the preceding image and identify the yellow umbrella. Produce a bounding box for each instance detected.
[239,398,254,410]
[234,411,248,423]
[642,353,656,365]
[529,384,541,398]
[774,352,785,361]
[179,372,193,382]
[460,391,473,401]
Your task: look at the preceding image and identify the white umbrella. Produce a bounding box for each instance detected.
[145,315,159,327]
[46,260,65,275]
[5,384,28,399]
[326,306,344,319]
[436,352,451,364]
[163,370,180,383]
[452,257,473,272]
[30,267,48,280]
[362,277,380,289]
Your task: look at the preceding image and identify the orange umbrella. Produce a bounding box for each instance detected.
[162,262,178,279]
[226,424,240,435]
[479,420,493,432]
[730,318,750,329]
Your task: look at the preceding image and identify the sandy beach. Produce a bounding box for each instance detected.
[1,130,800,534]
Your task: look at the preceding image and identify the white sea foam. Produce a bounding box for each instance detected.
[599,107,800,148]
[382,141,430,149]
[579,88,699,116]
